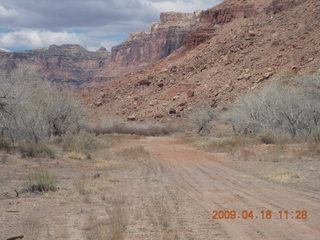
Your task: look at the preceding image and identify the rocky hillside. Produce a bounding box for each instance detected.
[0,44,110,86]
[86,0,320,121]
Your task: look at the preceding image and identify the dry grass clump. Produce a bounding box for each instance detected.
[297,142,320,160]
[266,170,303,183]
[61,134,101,159]
[193,135,253,154]
[19,141,57,159]
[66,151,87,160]
[27,169,57,192]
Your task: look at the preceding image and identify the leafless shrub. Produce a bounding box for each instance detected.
[0,66,85,142]
[0,138,11,152]
[224,78,320,137]
[88,117,181,136]
[310,128,320,143]
[188,107,215,135]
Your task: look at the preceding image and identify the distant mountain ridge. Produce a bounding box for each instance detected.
[0,44,110,86]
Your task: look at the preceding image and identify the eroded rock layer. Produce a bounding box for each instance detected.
[0,44,110,86]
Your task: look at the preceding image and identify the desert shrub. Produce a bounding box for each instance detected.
[259,130,277,144]
[0,66,86,142]
[0,138,10,151]
[224,78,320,137]
[89,117,181,136]
[19,142,57,159]
[27,169,57,192]
[310,128,320,143]
[62,134,100,159]
[189,107,215,135]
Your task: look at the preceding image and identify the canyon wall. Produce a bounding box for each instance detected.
[0,44,110,86]
[110,12,200,68]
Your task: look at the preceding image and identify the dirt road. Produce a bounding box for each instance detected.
[137,136,320,240]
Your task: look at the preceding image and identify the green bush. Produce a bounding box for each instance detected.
[19,142,57,159]
[61,134,100,159]
[27,169,57,192]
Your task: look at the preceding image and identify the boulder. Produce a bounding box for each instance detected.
[169,108,177,114]
[127,115,137,121]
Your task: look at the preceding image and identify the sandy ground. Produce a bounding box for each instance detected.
[1,136,320,239]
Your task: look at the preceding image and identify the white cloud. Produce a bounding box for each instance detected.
[0,30,83,49]
[0,0,223,50]
[0,29,119,51]
[0,47,9,52]
[0,5,17,19]
[142,0,221,13]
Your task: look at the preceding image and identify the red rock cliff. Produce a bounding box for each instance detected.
[110,12,200,68]
[0,44,110,86]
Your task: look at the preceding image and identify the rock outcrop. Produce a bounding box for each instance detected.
[0,44,110,86]
[110,12,200,68]
[265,0,308,14]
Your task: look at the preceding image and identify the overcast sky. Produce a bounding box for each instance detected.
[0,0,222,52]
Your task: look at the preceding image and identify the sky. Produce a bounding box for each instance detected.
[0,0,222,52]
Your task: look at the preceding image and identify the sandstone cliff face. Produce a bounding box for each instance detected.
[110,12,199,68]
[183,1,262,49]
[0,44,110,86]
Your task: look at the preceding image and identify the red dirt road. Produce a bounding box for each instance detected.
[139,137,320,240]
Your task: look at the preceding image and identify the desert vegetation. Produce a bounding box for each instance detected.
[0,66,85,143]
[224,76,320,138]
[88,116,182,136]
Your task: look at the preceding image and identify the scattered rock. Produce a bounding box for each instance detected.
[154,113,164,119]
[178,102,187,107]
[248,30,256,36]
[173,95,179,101]
[263,72,273,79]
[94,100,103,107]
[187,90,195,98]
[137,79,151,86]
[6,236,24,240]
[127,115,137,121]
[169,108,177,114]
